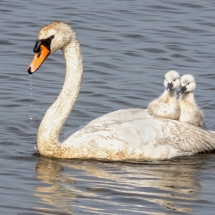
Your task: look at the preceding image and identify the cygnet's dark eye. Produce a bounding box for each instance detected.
[187,82,190,85]
[174,79,176,81]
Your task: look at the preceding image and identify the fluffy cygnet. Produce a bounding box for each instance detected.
[147,70,180,120]
[178,74,205,127]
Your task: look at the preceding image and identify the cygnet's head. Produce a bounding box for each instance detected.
[179,74,196,95]
[164,70,180,91]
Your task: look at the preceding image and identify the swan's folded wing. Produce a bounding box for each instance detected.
[63,116,215,161]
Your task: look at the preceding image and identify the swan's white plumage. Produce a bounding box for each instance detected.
[29,22,215,161]
[179,74,205,127]
[147,70,180,120]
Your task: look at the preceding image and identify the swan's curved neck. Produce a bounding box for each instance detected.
[37,38,83,156]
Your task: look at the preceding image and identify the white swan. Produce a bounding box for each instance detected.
[178,74,205,127]
[147,70,180,120]
[28,21,215,161]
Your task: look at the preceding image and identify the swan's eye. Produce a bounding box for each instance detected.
[187,82,190,85]
[174,79,176,81]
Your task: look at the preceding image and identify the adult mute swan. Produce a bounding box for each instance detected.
[178,74,205,127]
[28,21,215,161]
[147,70,180,120]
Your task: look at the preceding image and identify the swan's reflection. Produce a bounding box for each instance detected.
[33,156,207,214]
[34,159,77,215]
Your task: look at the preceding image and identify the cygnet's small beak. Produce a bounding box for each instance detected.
[166,82,173,91]
[178,86,187,96]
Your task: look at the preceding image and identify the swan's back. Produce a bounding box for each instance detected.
[147,70,180,120]
[179,74,205,127]
[63,111,215,161]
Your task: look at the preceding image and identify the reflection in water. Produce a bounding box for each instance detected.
[34,159,76,215]
[34,157,203,214]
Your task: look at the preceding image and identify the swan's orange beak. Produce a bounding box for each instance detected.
[28,45,50,74]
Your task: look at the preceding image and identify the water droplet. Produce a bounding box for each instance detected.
[29,75,33,120]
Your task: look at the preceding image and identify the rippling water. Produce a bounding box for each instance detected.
[1,0,215,214]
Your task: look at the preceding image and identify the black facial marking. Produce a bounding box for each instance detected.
[37,50,41,58]
[33,35,54,53]
[33,40,42,53]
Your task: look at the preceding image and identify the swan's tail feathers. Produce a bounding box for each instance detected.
[178,127,215,155]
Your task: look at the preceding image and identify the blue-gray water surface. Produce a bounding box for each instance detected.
[1,0,215,214]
